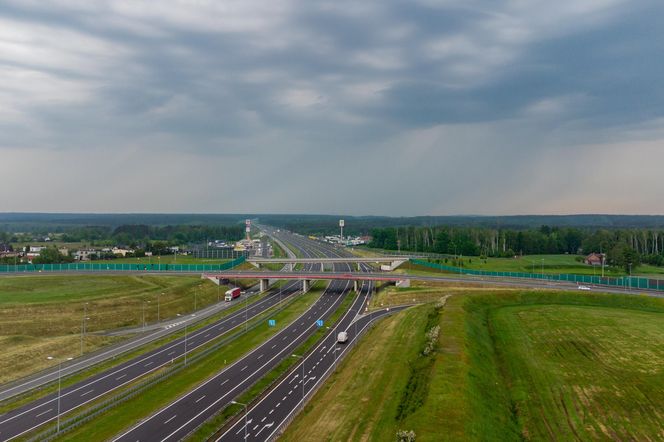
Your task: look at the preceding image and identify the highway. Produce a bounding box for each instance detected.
[111,233,363,441]
[217,284,403,441]
[0,233,318,441]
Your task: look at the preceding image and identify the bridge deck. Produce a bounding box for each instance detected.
[204,271,407,282]
[247,257,407,264]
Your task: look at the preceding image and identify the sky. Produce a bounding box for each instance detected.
[1,0,663,216]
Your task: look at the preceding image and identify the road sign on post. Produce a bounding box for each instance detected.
[316,319,324,327]
[268,319,276,327]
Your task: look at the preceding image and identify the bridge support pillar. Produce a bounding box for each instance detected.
[353,280,360,293]
[260,278,269,292]
[302,279,311,293]
[391,260,406,270]
[357,263,361,271]
[320,263,324,272]
[396,279,411,288]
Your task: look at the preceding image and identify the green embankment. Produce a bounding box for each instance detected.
[282,289,664,441]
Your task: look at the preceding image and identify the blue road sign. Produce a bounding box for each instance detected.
[268,319,276,327]
[316,319,324,327]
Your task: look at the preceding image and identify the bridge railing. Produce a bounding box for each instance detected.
[410,259,664,292]
[0,256,246,274]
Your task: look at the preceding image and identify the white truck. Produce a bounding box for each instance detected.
[337,331,348,343]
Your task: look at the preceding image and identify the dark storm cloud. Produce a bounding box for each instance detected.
[1,0,663,214]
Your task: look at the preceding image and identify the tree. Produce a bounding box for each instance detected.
[32,246,74,264]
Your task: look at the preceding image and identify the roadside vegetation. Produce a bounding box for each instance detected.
[31,285,326,442]
[0,274,243,384]
[283,284,664,441]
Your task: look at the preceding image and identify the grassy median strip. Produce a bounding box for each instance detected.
[188,288,356,441]
[35,285,324,442]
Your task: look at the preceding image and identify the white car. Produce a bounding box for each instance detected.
[577,285,591,291]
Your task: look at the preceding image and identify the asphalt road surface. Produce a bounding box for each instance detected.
[112,235,359,441]
[0,233,318,441]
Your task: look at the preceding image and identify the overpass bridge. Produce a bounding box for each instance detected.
[247,257,407,271]
[203,271,411,292]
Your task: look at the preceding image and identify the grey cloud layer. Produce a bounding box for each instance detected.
[1,0,663,214]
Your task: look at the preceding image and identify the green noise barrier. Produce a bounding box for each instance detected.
[0,256,245,273]
[410,259,664,292]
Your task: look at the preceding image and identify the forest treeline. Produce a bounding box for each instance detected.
[368,226,664,270]
[0,224,245,246]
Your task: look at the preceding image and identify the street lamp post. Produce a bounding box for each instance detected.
[231,401,248,441]
[142,300,150,329]
[80,303,89,356]
[47,356,73,433]
[158,292,163,322]
[184,323,188,366]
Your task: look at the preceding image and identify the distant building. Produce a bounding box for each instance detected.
[0,243,12,253]
[585,253,605,266]
[74,249,99,261]
[112,247,134,257]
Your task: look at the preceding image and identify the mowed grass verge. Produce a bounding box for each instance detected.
[281,287,664,441]
[0,274,244,384]
[35,286,326,442]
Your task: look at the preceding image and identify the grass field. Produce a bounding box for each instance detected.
[0,274,241,384]
[492,304,664,440]
[283,286,664,441]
